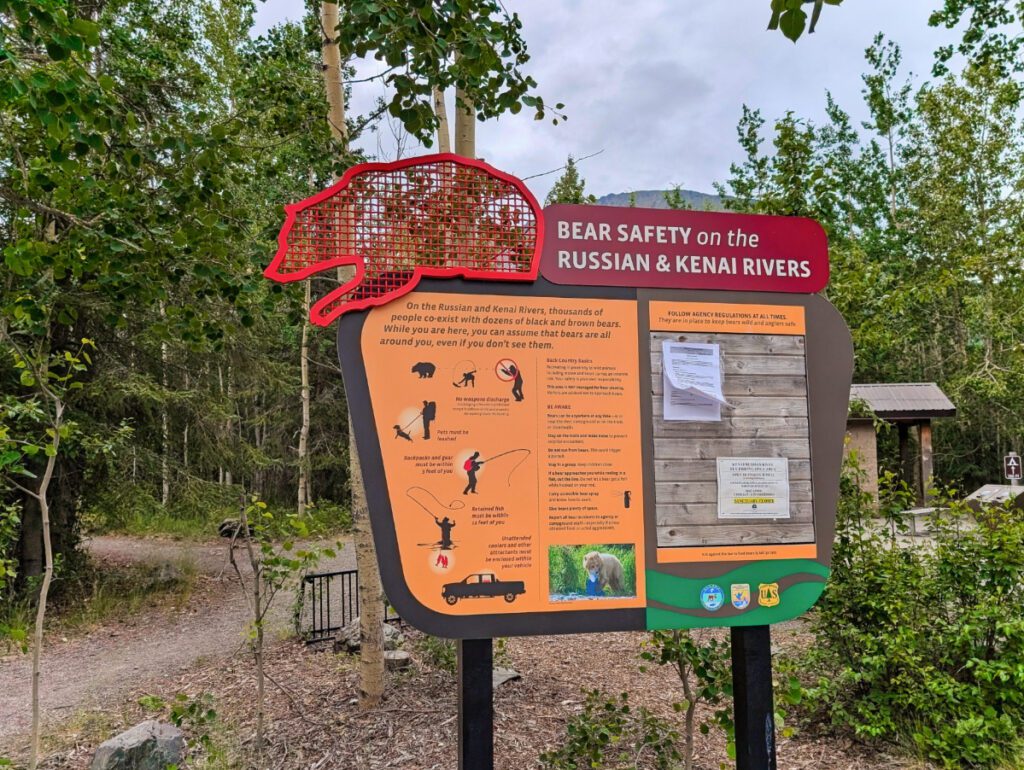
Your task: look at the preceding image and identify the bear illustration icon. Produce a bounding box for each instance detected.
[412,362,436,379]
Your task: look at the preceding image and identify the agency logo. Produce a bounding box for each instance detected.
[700,584,725,611]
[758,582,780,607]
[731,583,751,610]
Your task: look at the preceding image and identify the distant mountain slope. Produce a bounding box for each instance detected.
[596,189,724,210]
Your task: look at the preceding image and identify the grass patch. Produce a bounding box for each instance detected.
[89,495,352,542]
[51,558,198,632]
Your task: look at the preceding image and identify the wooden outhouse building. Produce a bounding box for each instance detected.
[846,383,957,504]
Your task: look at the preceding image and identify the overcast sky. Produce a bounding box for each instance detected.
[251,2,962,201]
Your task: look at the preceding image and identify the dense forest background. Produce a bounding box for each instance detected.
[3,0,1024,594]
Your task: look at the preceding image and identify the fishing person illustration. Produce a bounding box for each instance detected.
[454,369,477,388]
[421,399,437,439]
[434,515,456,550]
[463,452,484,495]
[499,362,525,402]
[459,447,532,496]
[406,487,465,551]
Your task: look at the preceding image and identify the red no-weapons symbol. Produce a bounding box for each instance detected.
[264,154,544,326]
[495,358,520,382]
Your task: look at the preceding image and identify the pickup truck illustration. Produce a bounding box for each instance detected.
[442,573,526,605]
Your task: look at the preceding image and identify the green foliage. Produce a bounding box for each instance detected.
[797,455,1024,767]
[241,496,335,596]
[720,50,1024,490]
[545,156,598,206]
[0,592,32,653]
[333,0,564,143]
[931,0,1024,75]
[1,0,358,588]
[547,544,636,597]
[663,185,693,211]
[0,502,20,597]
[767,0,844,42]
[417,634,457,674]
[640,630,735,764]
[540,690,681,770]
[170,692,218,751]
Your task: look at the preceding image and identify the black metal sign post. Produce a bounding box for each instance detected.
[731,625,777,770]
[458,638,494,770]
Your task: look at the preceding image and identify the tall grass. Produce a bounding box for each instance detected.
[1,557,199,647]
[548,544,636,596]
[84,478,351,540]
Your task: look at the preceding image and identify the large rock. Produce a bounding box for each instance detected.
[492,667,521,688]
[333,617,405,653]
[90,721,185,770]
[384,650,412,670]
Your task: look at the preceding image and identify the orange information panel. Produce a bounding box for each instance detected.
[362,294,647,616]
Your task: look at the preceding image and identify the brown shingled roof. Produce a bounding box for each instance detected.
[849,383,956,420]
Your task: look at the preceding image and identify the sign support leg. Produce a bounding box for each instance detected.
[731,625,777,770]
[458,638,493,770]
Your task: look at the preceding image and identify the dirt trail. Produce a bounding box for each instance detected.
[0,534,353,748]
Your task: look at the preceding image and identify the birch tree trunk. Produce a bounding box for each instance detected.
[321,0,386,709]
[160,302,170,506]
[224,365,233,487]
[182,371,190,472]
[298,281,311,517]
[29,398,62,770]
[321,1,348,147]
[217,364,225,485]
[454,60,476,158]
[433,87,452,152]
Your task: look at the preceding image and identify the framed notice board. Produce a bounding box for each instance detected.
[340,279,851,638]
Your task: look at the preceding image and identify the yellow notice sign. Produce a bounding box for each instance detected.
[717,457,791,519]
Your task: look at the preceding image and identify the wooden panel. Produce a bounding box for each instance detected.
[656,481,813,504]
[654,459,812,482]
[651,332,806,355]
[657,524,816,547]
[654,438,810,460]
[657,503,814,526]
[654,416,809,439]
[651,329,813,549]
[652,353,807,376]
[653,395,808,418]
[723,375,807,398]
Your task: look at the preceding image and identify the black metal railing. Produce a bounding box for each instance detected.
[301,569,400,644]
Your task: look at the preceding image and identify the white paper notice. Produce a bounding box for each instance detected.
[661,341,732,422]
[717,457,791,519]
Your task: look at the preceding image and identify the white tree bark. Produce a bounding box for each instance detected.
[321,0,386,709]
[160,302,170,506]
[454,54,476,158]
[298,281,311,517]
[433,87,452,152]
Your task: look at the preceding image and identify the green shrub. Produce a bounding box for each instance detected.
[640,629,734,768]
[417,634,457,674]
[540,690,680,770]
[800,456,1024,767]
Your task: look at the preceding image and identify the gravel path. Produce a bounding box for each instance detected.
[0,534,353,749]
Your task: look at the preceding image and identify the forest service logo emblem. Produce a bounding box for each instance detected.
[758,582,780,607]
[731,583,750,610]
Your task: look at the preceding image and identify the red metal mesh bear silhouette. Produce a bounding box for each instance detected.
[264,154,543,326]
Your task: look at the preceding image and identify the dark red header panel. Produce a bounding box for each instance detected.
[540,204,828,293]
